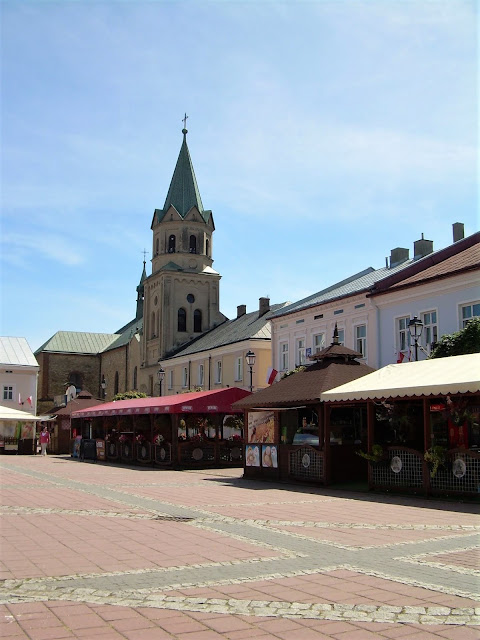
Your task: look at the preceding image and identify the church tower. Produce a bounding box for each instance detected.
[141,123,225,373]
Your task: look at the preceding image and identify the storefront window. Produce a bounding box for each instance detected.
[329,407,366,445]
[374,400,423,449]
[280,409,318,446]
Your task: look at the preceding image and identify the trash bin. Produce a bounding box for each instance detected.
[80,438,97,461]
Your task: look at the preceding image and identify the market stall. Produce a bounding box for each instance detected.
[233,332,375,485]
[0,405,51,454]
[320,353,480,496]
[71,387,250,467]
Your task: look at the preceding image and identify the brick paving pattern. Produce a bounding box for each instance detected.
[0,456,478,639]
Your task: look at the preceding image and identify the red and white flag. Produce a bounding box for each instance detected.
[27,396,33,407]
[396,352,405,363]
[18,393,22,405]
[266,367,278,385]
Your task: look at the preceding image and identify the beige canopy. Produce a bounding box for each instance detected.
[320,353,480,402]
[0,405,47,421]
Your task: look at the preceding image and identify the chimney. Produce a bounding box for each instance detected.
[414,233,434,260]
[259,297,270,317]
[237,304,246,318]
[389,247,409,268]
[453,222,464,243]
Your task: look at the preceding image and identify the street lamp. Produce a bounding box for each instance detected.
[245,350,256,393]
[101,376,106,399]
[157,367,165,396]
[408,316,424,362]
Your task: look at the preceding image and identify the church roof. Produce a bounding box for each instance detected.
[35,331,118,355]
[157,129,208,222]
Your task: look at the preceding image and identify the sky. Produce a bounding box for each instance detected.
[1,0,477,353]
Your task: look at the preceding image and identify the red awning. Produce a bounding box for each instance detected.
[71,387,251,419]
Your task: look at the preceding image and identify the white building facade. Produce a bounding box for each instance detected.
[0,337,39,414]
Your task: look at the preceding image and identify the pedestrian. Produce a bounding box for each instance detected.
[39,425,50,456]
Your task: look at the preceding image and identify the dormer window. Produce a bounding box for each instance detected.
[189,235,197,254]
[168,235,176,253]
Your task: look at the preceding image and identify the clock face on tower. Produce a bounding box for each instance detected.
[187,293,195,303]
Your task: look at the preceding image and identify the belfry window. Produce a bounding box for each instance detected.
[155,238,159,255]
[206,238,209,256]
[194,309,202,332]
[178,308,187,332]
[168,235,176,253]
[189,235,197,254]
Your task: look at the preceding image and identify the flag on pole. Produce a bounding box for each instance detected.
[396,352,405,363]
[266,367,278,385]
[18,393,22,405]
[27,396,33,407]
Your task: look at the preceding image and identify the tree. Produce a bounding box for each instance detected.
[113,391,148,401]
[429,318,480,358]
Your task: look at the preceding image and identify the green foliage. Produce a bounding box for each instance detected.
[281,366,306,379]
[430,318,480,359]
[113,391,148,401]
[424,446,447,478]
[356,444,384,462]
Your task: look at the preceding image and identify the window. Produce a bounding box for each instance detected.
[178,308,186,332]
[215,360,222,384]
[182,367,188,388]
[280,342,289,371]
[337,328,345,346]
[460,302,480,328]
[168,370,174,390]
[168,235,176,253]
[133,366,137,390]
[3,385,13,401]
[397,316,410,353]
[155,238,159,255]
[198,364,204,387]
[313,333,325,353]
[68,372,82,391]
[189,235,197,253]
[422,311,438,349]
[355,324,367,358]
[114,372,119,395]
[206,238,209,256]
[194,309,202,332]
[296,338,306,366]
[151,311,156,338]
[235,357,242,382]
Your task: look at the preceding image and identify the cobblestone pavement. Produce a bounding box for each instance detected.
[0,456,479,639]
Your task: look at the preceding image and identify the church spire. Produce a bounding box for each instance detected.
[161,116,206,220]
[136,257,147,320]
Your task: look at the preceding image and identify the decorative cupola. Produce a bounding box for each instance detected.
[151,117,215,275]
[309,324,363,363]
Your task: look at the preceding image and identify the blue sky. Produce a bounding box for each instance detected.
[1,0,477,353]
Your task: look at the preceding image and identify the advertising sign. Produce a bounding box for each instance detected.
[248,411,274,443]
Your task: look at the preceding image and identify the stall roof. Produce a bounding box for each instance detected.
[320,353,480,402]
[71,387,251,419]
[0,405,48,421]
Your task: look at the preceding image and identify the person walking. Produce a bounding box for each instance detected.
[39,426,50,456]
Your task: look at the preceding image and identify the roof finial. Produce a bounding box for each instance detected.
[332,323,339,345]
[182,112,188,137]
[142,248,148,266]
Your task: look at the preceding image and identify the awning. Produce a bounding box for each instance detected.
[320,353,480,403]
[0,405,48,421]
[71,387,251,419]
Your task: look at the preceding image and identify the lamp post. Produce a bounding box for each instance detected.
[101,376,106,399]
[408,316,424,362]
[245,350,256,393]
[157,367,165,397]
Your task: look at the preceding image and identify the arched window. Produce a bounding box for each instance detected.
[68,372,83,391]
[168,235,176,253]
[114,371,119,395]
[151,311,156,338]
[178,308,186,332]
[155,238,159,255]
[194,309,202,333]
[206,238,209,256]
[189,235,197,254]
[133,366,137,390]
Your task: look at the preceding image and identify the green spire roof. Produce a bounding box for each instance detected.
[162,129,206,220]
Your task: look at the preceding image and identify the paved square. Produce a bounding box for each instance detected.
[1,455,478,639]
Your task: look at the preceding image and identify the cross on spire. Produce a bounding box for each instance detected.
[142,248,148,264]
[182,113,188,129]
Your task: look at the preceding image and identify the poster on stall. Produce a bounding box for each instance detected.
[248,411,274,443]
[21,422,34,439]
[245,444,260,466]
[262,445,278,468]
